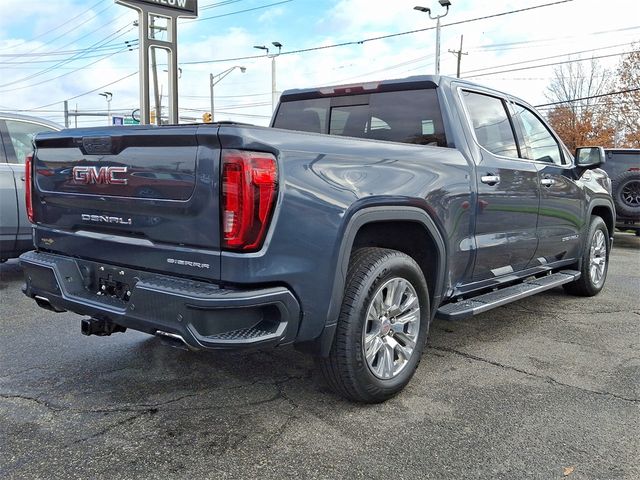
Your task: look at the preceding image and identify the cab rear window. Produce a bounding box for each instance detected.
[273,89,447,147]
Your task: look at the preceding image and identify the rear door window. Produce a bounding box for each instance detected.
[461,90,519,158]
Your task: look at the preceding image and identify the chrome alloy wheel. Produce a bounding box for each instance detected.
[589,229,607,287]
[362,277,421,380]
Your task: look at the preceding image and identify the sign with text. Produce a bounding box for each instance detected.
[116,0,197,17]
[115,0,197,124]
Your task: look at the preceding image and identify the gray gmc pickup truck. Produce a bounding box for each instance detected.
[20,76,614,402]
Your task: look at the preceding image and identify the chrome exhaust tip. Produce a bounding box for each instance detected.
[155,330,197,351]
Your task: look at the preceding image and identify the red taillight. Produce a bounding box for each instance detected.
[25,153,35,223]
[221,149,278,251]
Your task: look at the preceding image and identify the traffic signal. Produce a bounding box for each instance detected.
[202,112,212,123]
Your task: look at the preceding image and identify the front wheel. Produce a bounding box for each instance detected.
[318,248,430,403]
[564,216,610,297]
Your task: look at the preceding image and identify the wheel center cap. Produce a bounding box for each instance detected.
[380,318,391,336]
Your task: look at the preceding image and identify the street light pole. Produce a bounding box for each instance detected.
[414,1,451,75]
[255,41,283,112]
[99,91,113,125]
[209,66,246,122]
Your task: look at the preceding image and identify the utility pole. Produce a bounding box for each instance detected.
[414,1,451,75]
[99,92,112,125]
[63,100,69,128]
[448,35,467,78]
[254,41,283,112]
[209,66,246,122]
[150,16,162,125]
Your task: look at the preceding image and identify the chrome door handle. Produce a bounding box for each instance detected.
[480,175,500,186]
[540,178,556,187]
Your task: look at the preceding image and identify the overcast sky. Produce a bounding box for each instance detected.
[0,0,637,127]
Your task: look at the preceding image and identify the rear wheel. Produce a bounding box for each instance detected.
[318,248,430,403]
[564,216,609,297]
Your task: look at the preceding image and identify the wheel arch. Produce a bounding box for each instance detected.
[308,205,447,357]
[588,200,615,243]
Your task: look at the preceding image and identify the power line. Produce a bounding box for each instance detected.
[463,50,638,79]
[200,0,245,11]
[181,92,271,99]
[0,45,139,67]
[0,45,136,94]
[31,71,139,110]
[19,3,116,60]
[534,87,640,108]
[469,25,640,52]
[18,0,576,113]
[320,41,630,88]
[0,0,105,52]
[0,41,138,59]
[4,13,131,67]
[189,0,292,22]
[460,42,631,76]
[180,0,574,65]
[0,25,136,90]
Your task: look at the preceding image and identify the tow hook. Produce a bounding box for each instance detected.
[81,318,127,336]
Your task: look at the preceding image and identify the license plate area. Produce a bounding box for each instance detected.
[98,274,131,301]
[76,260,137,302]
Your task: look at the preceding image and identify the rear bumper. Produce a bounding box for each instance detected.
[20,250,300,350]
[616,217,639,231]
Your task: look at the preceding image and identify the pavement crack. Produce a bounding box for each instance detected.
[0,366,46,380]
[0,393,61,412]
[430,346,640,404]
[68,411,151,446]
[262,378,301,446]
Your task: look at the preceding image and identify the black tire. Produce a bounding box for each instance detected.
[318,247,430,403]
[563,216,609,297]
[611,171,640,219]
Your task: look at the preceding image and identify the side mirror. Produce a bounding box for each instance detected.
[575,146,605,168]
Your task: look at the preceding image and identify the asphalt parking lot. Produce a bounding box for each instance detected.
[1,233,638,480]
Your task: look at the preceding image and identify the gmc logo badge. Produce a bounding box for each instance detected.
[72,166,128,185]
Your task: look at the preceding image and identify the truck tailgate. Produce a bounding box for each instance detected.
[31,125,222,279]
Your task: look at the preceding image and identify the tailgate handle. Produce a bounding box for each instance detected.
[81,136,112,155]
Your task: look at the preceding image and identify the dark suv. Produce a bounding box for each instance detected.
[601,149,640,234]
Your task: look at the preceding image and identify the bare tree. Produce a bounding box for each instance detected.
[614,45,640,147]
[544,59,615,151]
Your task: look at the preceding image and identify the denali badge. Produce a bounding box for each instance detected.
[81,214,132,225]
[73,166,128,185]
[167,258,210,269]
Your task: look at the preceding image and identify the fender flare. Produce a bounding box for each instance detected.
[587,198,615,237]
[582,199,615,271]
[313,205,447,357]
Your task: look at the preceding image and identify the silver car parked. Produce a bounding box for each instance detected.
[0,113,61,262]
